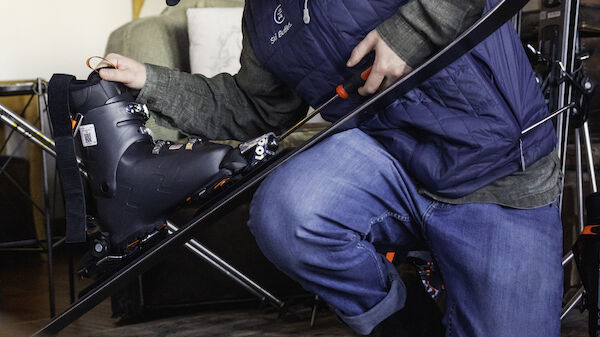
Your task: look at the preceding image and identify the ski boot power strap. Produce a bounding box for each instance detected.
[48,74,88,243]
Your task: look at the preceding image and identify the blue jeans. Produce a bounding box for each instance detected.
[248,129,563,336]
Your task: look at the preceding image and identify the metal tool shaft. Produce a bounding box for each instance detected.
[278,95,338,140]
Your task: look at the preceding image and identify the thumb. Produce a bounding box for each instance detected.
[98,68,123,82]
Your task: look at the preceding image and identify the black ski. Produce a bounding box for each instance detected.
[34,0,529,334]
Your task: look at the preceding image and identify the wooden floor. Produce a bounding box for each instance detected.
[0,248,591,337]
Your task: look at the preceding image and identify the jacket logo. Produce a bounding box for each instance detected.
[274,5,285,24]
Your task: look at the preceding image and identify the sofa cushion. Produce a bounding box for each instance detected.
[187,7,243,76]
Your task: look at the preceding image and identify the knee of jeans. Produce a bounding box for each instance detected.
[248,169,356,273]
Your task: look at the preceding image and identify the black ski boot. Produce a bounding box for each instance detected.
[50,70,248,276]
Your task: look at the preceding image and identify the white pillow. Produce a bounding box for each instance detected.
[187,7,244,77]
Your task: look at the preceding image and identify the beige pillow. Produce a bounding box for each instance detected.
[187,7,244,76]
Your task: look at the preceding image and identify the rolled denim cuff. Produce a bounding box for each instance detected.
[335,270,406,335]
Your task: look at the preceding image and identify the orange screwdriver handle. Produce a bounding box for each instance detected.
[336,66,372,99]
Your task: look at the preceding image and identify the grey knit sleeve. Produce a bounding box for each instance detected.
[136,22,309,141]
[376,0,485,68]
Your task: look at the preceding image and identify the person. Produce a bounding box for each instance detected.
[99,0,563,336]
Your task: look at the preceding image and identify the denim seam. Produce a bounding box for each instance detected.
[356,242,387,290]
[368,210,410,226]
[446,299,457,336]
[420,202,438,241]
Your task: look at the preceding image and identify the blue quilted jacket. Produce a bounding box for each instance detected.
[244,0,556,198]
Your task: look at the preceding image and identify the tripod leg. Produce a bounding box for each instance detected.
[573,193,600,336]
[579,120,600,336]
[166,222,285,310]
[310,295,319,328]
[559,109,571,213]
[576,128,585,232]
[583,121,598,193]
[561,287,584,320]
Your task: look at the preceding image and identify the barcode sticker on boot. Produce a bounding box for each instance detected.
[79,124,98,147]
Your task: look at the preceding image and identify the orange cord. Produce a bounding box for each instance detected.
[86,56,118,75]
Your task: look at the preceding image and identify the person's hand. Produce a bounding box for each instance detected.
[346,30,412,96]
[97,53,147,90]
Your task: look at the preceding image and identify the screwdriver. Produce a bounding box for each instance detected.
[278,66,373,140]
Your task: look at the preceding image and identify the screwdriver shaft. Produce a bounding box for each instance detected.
[278,95,338,140]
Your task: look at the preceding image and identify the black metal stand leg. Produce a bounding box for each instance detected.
[562,287,585,319]
[576,128,585,232]
[310,295,319,328]
[166,222,284,309]
[38,78,56,318]
[559,109,571,212]
[582,121,598,192]
[560,122,598,321]
[45,224,55,317]
[0,80,73,320]
[69,250,75,304]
